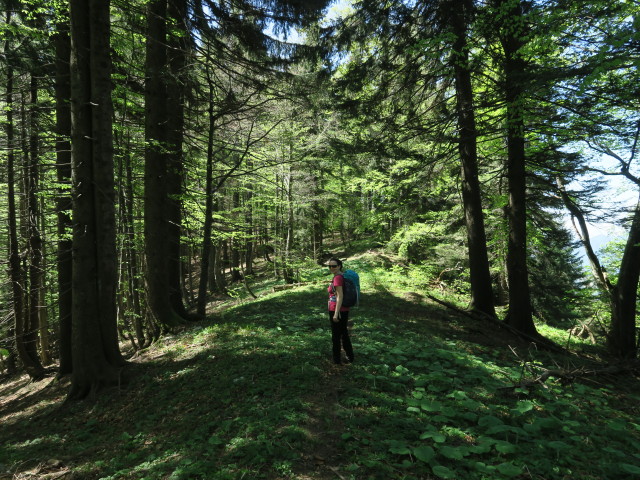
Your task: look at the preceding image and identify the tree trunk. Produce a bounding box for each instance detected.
[38,240,50,366]
[282,167,295,283]
[609,198,640,358]
[125,149,147,347]
[558,180,637,358]
[311,172,324,261]
[231,190,243,282]
[197,69,217,316]
[244,160,255,276]
[68,0,125,399]
[213,243,227,292]
[166,0,194,319]
[5,19,45,380]
[26,74,45,368]
[498,0,537,336]
[144,0,186,329]
[448,0,496,319]
[54,10,73,374]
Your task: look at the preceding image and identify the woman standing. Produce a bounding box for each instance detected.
[327,258,354,365]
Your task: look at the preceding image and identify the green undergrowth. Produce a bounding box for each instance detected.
[1,253,640,479]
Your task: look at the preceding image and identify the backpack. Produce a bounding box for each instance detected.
[341,269,360,308]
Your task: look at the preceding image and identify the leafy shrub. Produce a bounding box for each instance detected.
[388,222,442,263]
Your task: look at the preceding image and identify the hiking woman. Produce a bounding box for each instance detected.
[327,258,354,365]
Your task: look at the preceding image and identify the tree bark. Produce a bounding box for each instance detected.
[231,190,243,282]
[125,148,148,347]
[558,180,638,358]
[54,10,73,374]
[144,0,187,329]
[244,159,255,276]
[282,167,296,283]
[4,15,45,379]
[311,171,324,261]
[26,74,45,369]
[197,69,217,316]
[609,199,640,358]
[498,0,537,336]
[68,0,125,399]
[448,0,497,319]
[166,0,194,319]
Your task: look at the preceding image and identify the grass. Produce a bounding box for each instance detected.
[1,251,640,479]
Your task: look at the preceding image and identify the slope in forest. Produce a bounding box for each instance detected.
[1,251,639,480]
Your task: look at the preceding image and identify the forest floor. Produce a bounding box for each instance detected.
[2,249,640,480]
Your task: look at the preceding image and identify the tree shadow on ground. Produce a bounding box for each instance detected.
[0,285,600,480]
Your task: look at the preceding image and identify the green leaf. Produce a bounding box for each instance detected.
[478,415,503,427]
[413,446,435,463]
[495,441,517,454]
[486,424,519,435]
[621,464,640,474]
[472,462,495,474]
[602,447,625,457]
[208,435,224,446]
[388,443,411,455]
[420,431,446,443]
[432,465,456,479]
[547,441,571,450]
[448,390,468,400]
[497,462,523,477]
[469,442,492,454]
[513,400,534,414]
[471,436,498,453]
[438,445,466,460]
[421,400,442,412]
[607,420,627,431]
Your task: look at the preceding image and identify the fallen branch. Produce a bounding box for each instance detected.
[568,320,597,345]
[502,360,640,391]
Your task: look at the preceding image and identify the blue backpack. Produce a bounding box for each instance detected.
[341,269,360,308]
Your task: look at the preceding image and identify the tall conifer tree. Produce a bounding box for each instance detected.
[69,0,125,399]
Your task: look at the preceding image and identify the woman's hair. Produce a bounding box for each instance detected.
[328,257,343,270]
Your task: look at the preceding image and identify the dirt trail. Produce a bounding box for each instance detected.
[293,362,355,480]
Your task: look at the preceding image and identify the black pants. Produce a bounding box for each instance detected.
[329,310,354,364]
